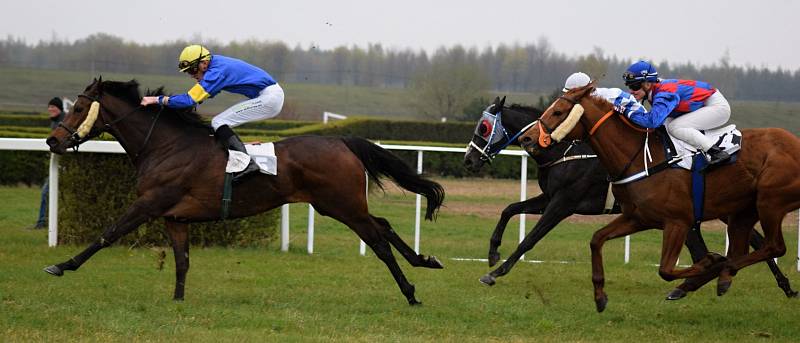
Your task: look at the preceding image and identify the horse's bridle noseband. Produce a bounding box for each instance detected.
[59,93,162,160]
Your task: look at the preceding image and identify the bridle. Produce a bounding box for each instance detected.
[535,92,678,184]
[468,108,536,163]
[59,93,163,161]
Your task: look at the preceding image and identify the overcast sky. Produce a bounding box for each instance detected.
[2,0,798,70]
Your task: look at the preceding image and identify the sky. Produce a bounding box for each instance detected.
[2,0,798,71]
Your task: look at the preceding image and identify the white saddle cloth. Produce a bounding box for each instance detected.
[669,124,742,170]
[225,142,277,175]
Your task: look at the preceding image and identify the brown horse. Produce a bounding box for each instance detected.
[517,83,800,312]
[44,78,446,305]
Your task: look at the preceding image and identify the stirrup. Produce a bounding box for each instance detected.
[233,160,259,182]
[705,147,731,165]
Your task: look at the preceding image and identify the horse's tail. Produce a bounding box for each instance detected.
[341,137,445,220]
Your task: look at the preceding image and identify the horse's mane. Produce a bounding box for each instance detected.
[99,80,212,129]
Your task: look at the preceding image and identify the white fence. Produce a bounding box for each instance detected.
[1,137,798,271]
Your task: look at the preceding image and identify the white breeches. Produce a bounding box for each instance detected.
[665,91,731,151]
[211,84,285,130]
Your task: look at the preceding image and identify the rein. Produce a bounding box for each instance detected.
[539,95,675,184]
[65,94,163,161]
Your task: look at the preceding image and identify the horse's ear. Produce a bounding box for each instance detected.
[575,83,595,99]
[499,96,506,108]
[493,96,500,105]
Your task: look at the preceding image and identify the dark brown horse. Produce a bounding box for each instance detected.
[518,83,800,312]
[44,78,446,305]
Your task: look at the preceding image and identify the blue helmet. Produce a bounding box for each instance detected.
[623,60,659,86]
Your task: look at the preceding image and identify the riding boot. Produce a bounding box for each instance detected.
[705,146,731,165]
[215,125,260,182]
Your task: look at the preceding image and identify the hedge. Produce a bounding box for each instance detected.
[278,117,475,143]
[57,153,278,247]
[0,150,49,185]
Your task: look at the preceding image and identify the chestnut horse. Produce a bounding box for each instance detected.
[44,79,446,305]
[464,96,796,300]
[518,83,800,312]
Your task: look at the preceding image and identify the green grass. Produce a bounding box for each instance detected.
[1,181,799,342]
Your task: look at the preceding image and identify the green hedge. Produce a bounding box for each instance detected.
[0,114,50,127]
[278,117,475,143]
[57,153,278,247]
[0,150,49,185]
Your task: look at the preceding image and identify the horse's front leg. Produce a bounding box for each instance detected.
[481,194,571,286]
[487,194,549,267]
[44,191,176,277]
[590,215,646,313]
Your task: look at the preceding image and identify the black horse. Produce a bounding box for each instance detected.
[463,96,797,299]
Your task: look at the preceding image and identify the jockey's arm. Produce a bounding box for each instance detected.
[142,70,224,108]
[628,92,679,128]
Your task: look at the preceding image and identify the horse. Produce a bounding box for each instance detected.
[463,96,797,300]
[517,83,800,312]
[44,78,446,305]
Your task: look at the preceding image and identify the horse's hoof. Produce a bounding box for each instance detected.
[665,288,687,301]
[427,256,444,269]
[786,290,799,298]
[408,299,422,306]
[488,252,500,267]
[717,279,732,296]
[479,274,496,286]
[595,294,608,313]
[43,265,63,276]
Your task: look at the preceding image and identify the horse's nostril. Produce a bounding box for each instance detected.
[46,137,58,147]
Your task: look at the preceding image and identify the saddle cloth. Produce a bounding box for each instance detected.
[225,142,277,175]
[668,124,742,170]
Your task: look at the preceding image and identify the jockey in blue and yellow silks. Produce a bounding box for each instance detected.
[622,61,732,164]
[141,44,285,181]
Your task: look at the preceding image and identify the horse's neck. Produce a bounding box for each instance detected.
[583,104,665,180]
[105,104,213,170]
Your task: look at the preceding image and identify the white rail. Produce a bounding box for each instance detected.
[2,138,797,271]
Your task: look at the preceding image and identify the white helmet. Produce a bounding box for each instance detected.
[563,72,591,92]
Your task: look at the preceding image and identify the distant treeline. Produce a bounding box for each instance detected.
[1,33,798,102]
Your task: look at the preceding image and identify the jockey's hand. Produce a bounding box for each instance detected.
[140,96,159,106]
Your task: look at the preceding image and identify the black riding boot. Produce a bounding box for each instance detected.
[215,125,259,182]
[705,145,731,165]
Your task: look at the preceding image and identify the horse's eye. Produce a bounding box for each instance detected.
[554,111,562,116]
[478,124,487,135]
[73,107,83,113]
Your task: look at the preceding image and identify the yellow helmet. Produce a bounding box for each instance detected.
[178,45,211,72]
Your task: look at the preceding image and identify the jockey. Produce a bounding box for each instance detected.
[140,44,285,181]
[622,61,731,164]
[562,72,649,122]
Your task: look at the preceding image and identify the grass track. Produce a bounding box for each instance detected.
[1,181,799,342]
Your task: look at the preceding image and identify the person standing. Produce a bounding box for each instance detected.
[27,97,65,230]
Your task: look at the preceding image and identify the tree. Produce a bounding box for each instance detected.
[409,58,490,120]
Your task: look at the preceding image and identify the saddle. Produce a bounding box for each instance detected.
[225,142,278,175]
[658,124,742,170]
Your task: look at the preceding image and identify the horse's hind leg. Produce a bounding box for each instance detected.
[165,220,190,301]
[338,214,421,305]
[748,230,798,297]
[718,206,787,295]
[488,194,549,267]
[371,215,443,269]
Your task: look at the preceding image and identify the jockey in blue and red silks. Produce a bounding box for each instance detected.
[621,61,732,164]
